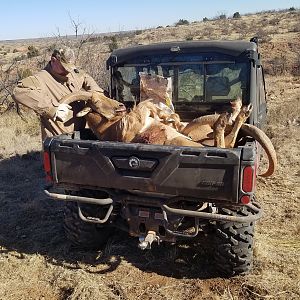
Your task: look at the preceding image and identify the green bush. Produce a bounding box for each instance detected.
[27,46,39,58]
[203,17,209,22]
[233,12,241,19]
[108,36,118,52]
[175,19,189,26]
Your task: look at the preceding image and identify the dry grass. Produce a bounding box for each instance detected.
[0,110,40,158]
[0,9,299,300]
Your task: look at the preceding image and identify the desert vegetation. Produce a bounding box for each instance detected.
[0,8,299,300]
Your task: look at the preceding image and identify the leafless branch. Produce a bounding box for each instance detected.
[68,11,83,38]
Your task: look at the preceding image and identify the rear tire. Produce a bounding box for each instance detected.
[64,201,113,249]
[214,206,255,276]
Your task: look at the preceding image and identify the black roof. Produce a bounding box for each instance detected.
[108,40,258,66]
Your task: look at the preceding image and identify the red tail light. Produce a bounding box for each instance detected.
[242,166,254,192]
[241,195,250,204]
[43,151,52,182]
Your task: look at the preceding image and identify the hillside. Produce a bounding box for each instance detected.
[0,9,299,300]
[0,9,299,107]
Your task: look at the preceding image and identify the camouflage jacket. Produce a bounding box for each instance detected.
[13,63,103,139]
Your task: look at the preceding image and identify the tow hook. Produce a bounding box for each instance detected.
[138,231,160,250]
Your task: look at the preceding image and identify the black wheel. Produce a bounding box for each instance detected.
[64,201,114,249]
[214,206,255,276]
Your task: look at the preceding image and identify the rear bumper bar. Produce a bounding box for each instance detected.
[44,187,262,224]
[44,189,113,205]
[162,203,261,223]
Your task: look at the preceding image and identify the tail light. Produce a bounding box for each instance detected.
[240,164,257,204]
[242,166,254,193]
[240,195,250,204]
[43,151,53,182]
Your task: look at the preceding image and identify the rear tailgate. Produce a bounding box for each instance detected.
[46,137,242,202]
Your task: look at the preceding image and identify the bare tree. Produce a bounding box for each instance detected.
[68,12,82,38]
[55,26,61,38]
[0,61,21,111]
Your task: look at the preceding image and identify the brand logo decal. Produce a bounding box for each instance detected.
[128,156,140,169]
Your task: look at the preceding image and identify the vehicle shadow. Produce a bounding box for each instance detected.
[0,152,219,279]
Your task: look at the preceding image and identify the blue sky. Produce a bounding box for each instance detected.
[1,0,299,40]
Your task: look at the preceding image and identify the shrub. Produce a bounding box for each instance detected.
[219,14,227,20]
[221,27,230,35]
[289,7,296,11]
[233,12,241,19]
[17,68,32,80]
[103,35,111,41]
[14,55,26,62]
[260,34,272,43]
[108,36,118,52]
[47,44,57,52]
[185,35,193,41]
[170,28,177,37]
[175,19,189,26]
[255,28,269,41]
[290,24,300,32]
[291,54,300,76]
[269,18,280,26]
[87,36,102,43]
[13,49,18,53]
[27,46,39,58]
[266,55,288,75]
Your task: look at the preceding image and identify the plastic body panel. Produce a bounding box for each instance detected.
[44,134,257,204]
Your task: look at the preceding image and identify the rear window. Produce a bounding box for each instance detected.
[111,53,250,104]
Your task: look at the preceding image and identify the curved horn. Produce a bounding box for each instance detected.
[60,91,93,105]
[181,114,219,135]
[241,124,277,177]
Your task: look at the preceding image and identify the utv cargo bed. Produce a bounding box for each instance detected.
[45,133,256,204]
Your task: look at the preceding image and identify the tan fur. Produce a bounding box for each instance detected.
[61,92,276,176]
[115,102,199,145]
[224,104,253,148]
[213,112,232,148]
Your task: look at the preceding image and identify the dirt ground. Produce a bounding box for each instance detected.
[0,74,299,300]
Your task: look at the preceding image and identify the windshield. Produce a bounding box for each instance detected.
[111,58,249,103]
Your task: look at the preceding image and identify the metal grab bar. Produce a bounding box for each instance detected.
[44,189,113,206]
[161,204,262,223]
[78,203,113,224]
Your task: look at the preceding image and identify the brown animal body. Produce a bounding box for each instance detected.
[181,102,277,177]
[60,92,276,176]
[60,92,203,146]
